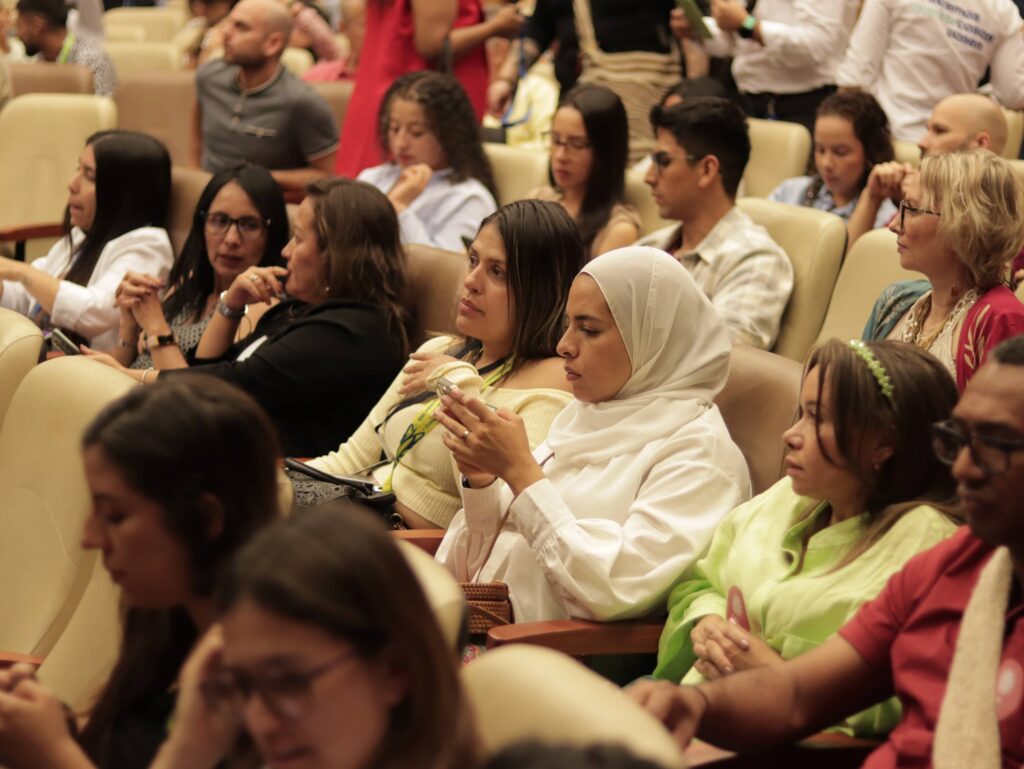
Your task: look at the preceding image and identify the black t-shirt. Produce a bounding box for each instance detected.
[526,0,676,92]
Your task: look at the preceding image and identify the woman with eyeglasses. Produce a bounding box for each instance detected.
[87,178,407,457]
[0,377,280,769]
[863,149,1024,391]
[528,83,640,260]
[146,505,479,769]
[651,339,959,738]
[357,71,498,252]
[0,130,173,351]
[94,164,289,372]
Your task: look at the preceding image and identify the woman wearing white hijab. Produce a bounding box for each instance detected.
[434,246,751,623]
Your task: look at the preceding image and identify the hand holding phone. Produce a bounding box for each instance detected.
[675,0,713,39]
[48,329,81,356]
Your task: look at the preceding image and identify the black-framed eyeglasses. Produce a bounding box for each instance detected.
[541,130,592,153]
[200,652,354,720]
[203,211,269,239]
[897,199,940,230]
[931,419,1024,476]
[648,151,699,174]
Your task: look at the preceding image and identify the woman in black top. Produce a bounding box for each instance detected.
[89,178,408,456]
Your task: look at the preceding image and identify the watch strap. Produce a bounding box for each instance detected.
[738,14,757,37]
[217,290,248,320]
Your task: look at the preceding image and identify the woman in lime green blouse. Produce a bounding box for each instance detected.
[653,339,961,737]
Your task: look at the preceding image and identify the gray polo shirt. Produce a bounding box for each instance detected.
[196,58,338,173]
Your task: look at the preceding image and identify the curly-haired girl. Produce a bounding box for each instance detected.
[357,71,498,252]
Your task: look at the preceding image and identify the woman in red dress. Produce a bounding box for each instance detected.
[337,0,522,177]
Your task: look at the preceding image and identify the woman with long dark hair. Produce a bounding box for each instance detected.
[0,376,281,769]
[0,130,173,349]
[357,71,498,252]
[100,163,289,371]
[298,199,582,529]
[769,91,897,228]
[88,178,408,457]
[529,83,639,259]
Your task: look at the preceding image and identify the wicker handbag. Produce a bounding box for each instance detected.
[461,581,514,635]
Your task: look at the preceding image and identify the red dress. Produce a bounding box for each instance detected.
[335,0,489,178]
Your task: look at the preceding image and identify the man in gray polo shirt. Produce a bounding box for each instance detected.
[193,0,337,191]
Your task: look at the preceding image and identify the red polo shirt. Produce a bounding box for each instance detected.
[839,526,1024,768]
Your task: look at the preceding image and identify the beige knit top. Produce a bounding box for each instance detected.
[307,336,573,528]
[527,185,641,259]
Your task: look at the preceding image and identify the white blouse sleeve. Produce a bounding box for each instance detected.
[400,183,497,253]
[435,482,507,582]
[1,236,73,315]
[508,457,747,622]
[49,229,174,340]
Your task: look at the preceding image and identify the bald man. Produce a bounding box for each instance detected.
[193,0,338,191]
[846,93,1009,248]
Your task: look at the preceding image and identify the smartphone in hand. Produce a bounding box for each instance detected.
[48,328,81,356]
[676,0,713,39]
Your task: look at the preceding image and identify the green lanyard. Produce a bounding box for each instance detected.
[57,33,75,64]
[382,357,513,492]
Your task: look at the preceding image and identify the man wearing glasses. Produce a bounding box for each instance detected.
[846,93,1009,249]
[638,98,792,351]
[630,334,1024,768]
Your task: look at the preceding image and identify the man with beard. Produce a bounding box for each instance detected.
[15,0,116,96]
[193,0,337,191]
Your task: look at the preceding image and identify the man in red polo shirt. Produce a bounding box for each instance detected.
[629,336,1024,767]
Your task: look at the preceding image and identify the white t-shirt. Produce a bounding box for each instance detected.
[701,0,860,94]
[836,0,1024,141]
[1,226,174,349]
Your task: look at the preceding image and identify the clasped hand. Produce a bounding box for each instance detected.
[690,615,782,679]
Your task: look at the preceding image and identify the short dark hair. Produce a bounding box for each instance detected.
[660,77,729,106]
[16,0,67,27]
[649,97,750,198]
[993,335,1024,365]
[554,83,629,253]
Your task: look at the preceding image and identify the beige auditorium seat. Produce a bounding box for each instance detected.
[738,198,846,363]
[894,140,921,168]
[463,645,685,768]
[115,70,195,166]
[743,118,812,198]
[624,169,672,237]
[403,243,467,348]
[9,61,93,96]
[815,228,923,345]
[716,344,801,495]
[105,41,181,74]
[281,46,315,77]
[103,6,187,41]
[1011,159,1024,182]
[1001,107,1023,159]
[35,559,120,711]
[0,94,118,260]
[0,308,44,430]
[104,23,148,42]
[0,357,136,659]
[483,143,550,206]
[168,166,213,254]
[310,79,355,136]
[398,541,465,652]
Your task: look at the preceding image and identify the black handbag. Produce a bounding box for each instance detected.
[283,458,404,526]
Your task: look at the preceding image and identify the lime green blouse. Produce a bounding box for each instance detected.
[653,477,958,737]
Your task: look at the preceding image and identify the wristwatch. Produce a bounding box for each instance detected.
[143,331,176,353]
[216,290,248,320]
[737,14,757,38]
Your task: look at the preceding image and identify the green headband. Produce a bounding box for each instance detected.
[848,339,895,405]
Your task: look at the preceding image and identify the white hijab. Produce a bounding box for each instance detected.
[546,247,731,466]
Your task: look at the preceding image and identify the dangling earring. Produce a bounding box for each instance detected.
[320,284,331,297]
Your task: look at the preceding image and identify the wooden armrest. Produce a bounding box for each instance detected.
[0,222,64,242]
[392,529,445,555]
[685,733,881,767]
[486,617,664,656]
[0,651,44,670]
